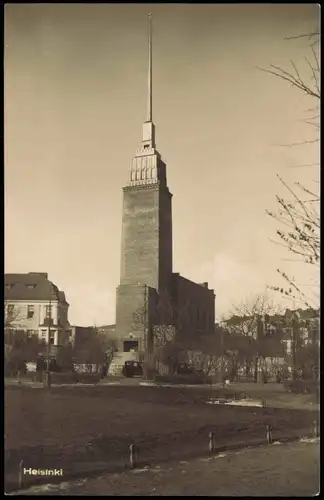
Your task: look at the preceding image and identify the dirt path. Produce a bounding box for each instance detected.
[14,439,319,496]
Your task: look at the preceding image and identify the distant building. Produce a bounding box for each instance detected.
[96,324,116,337]
[171,274,215,341]
[282,309,320,348]
[69,324,118,347]
[69,326,94,347]
[4,272,70,347]
[219,308,319,378]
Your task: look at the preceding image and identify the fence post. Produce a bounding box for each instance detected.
[209,431,215,453]
[129,443,137,469]
[266,425,272,444]
[18,460,24,489]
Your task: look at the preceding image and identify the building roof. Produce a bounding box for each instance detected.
[172,273,215,294]
[58,291,69,305]
[5,273,69,304]
[284,308,319,321]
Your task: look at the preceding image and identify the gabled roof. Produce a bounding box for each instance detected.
[5,273,68,304]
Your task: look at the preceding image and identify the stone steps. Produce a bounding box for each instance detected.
[108,351,139,376]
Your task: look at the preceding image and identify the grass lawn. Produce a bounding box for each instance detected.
[18,440,320,496]
[4,384,317,492]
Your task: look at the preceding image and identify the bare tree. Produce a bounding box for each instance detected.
[133,291,192,376]
[295,342,319,382]
[258,33,320,101]
[185,338,222,379]
[4,302,24,330]
[4,329,45,378]
[223,294,284,382]
[289,312,320,382]
[72,327,117,375]
[266,174,319,308]
[4,303,33,378]
[259,32,320,308]
[225,294,283,337]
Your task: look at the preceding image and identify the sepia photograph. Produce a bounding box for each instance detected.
[4,2,320,496]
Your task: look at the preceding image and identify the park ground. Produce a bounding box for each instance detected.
[4,382,319,493]
[14,439,320,496]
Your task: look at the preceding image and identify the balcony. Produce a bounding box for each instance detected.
[40,318,66,328]
[40,318,56,327]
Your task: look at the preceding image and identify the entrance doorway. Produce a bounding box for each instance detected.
[123,340,139,352]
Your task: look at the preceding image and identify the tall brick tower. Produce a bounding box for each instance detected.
[115,14,173,352]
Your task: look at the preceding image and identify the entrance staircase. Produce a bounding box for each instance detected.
[108,350,139,376]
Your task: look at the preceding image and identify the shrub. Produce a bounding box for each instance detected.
[283,379,319,395]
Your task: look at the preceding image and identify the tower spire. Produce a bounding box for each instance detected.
[142,13,155,148]
[147,12,152,122]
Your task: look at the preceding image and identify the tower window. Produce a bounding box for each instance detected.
[144,145,149,149]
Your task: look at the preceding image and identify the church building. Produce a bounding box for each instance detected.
[115,14,215,354]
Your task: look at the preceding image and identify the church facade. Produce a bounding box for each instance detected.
[115,15,215,354]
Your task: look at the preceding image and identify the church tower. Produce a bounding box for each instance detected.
[115,14,173,352]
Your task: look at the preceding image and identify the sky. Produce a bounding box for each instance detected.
[4,3,320,325]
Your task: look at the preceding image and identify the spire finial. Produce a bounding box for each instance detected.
[147,13,152,123]
[142,14,155,149]
[141,13,155,148]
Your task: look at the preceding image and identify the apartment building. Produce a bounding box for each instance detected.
[4,272,70,347]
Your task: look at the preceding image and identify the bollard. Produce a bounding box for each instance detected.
[314,420,319,438]
[266,424,272,444]
[209,431,215,453]
[129,443,137,469]
[18,460,24,489]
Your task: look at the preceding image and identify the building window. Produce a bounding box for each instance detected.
[45,305,52,318]
[27,329,36,337]
[41,330,47,338]
[5,284,13,289]
[27,305,35,319]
